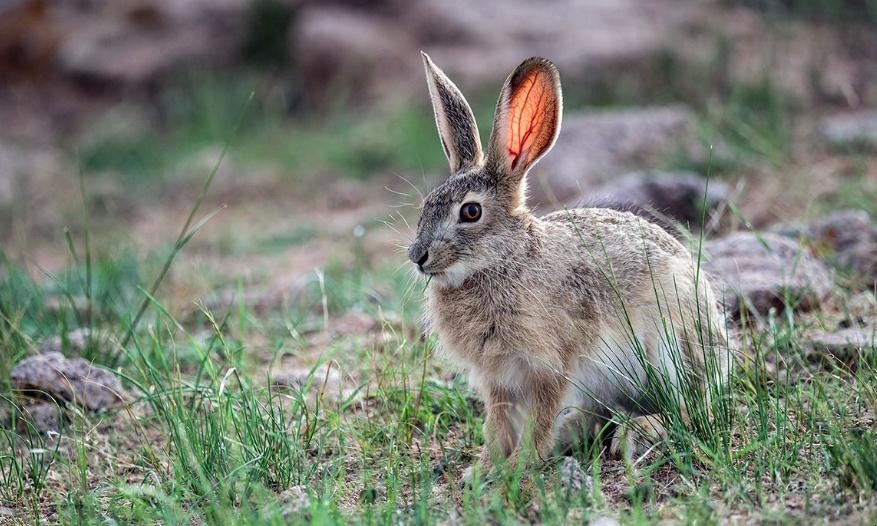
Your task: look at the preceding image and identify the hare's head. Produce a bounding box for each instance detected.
[408,53,562,287]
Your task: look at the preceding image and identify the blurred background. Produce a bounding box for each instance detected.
[2,0,877,314]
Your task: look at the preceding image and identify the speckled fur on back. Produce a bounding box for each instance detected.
[410,53,729,474]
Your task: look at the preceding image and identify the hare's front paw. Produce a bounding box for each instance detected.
[459,447,498,487]
[610,414,666,460]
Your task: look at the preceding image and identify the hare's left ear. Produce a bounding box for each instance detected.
[422,52,483,173]
[486,58,562,184]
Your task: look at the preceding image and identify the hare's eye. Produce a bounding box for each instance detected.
[459,202,482,223]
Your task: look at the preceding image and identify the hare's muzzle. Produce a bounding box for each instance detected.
[408,244,430,270]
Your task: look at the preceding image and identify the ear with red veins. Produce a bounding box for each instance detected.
[489,57,562,177]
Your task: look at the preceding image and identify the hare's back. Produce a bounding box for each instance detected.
[540,207,688,260]
[538,206,704,325]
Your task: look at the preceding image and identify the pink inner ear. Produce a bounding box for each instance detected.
[509,146,530,171]
[505,68,556,171]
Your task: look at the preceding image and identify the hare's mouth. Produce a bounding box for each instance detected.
[419,265,445,277]
[419,258,456,276]
[421,260,469,288]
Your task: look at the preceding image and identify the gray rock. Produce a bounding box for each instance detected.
[819,111,877,152]
[587,170,729,229]
[529,106,699,207]
[589,517,621,526]
[846,291,877,321]
[292,6,417,107]
[405,0,702,86]
[809,211,877,285]
[279,485,310,519]
[18,401,62,434]
[10,352,125,411]
[56,0,246,86]
[292,1,706,108]
[774,210,877,287]
[704,232,835,319]
[558,456,593,494]
[808,327,875,365]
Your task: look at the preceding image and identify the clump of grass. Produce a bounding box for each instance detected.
[3,238,877,523]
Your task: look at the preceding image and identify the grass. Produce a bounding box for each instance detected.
[3,157,877,524]
[2,240,876,523]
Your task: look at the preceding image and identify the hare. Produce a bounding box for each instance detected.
[409,52,730,477]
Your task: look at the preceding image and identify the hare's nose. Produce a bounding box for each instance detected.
[409,246,429,268]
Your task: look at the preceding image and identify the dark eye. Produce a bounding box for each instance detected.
[459,202,482,223]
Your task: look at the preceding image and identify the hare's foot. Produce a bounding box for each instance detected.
[460,446,508,487]
[609,414,666,459]
[460,465,478,487]
[460,450,489,487]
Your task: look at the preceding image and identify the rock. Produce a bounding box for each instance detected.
[587,170,729,229]
[279,485,310,519]
[704,232,834,319]
[292,1,706,108]
[529,106,699,207]
[819,111,877,152]
[558,456,593,494]
[846,291,877,321]
[292,6,417,107]
[56,0,246,87]
[406,0,702,85]
[811,211,877,286]
[774,210,877,287]
[808,327,875,365]
[272,364,357,403]
[589,517,621,526]
[18,401,61,434]
[10,352,125,411]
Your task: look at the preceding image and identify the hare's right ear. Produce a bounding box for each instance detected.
[485,58,561,183]
[422,52,483,173]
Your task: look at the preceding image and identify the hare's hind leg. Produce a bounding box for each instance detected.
[608,313,728,460]
[607,320,679,459]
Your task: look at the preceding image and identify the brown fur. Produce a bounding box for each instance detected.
[410,54,730,475]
